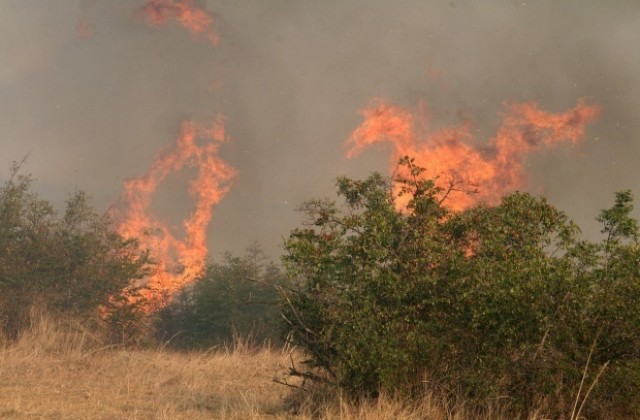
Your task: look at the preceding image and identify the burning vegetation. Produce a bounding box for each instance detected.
[4,1,640,418]
[112,118,235,311]
[139,0,219,45]
[348,98,601,211]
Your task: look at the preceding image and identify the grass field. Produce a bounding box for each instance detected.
[0,315,547,419]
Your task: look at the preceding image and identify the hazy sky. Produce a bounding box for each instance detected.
[1,0,639,258]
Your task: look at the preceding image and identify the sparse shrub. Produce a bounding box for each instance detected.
[280,157,640,417]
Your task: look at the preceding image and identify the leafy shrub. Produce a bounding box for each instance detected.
[280,158,640,417]
[155,244,286,348]
[0,162,150,339]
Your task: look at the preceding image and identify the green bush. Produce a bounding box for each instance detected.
[0,162,150,340]
[280,158,640,417]
[155,244,286,349]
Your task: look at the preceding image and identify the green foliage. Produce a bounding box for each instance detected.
[0,162,150,339]
[281,158,640,417]
[155,244,286,348]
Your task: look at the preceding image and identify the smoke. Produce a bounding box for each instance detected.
[1,0,639,260]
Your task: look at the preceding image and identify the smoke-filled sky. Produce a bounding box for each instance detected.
[2,0,640,259]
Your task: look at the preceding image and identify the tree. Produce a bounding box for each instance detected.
[0,162,150,339]
[155,244,286,348]
[0,162,57,336]
[280,158,640,417]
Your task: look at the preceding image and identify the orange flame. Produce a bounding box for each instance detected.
[113,116,235,311]
[140,0,219,45]
[347,98,601,211]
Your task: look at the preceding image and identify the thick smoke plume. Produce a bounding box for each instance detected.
[2,1,637,283]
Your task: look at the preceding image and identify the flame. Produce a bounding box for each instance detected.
[113,116,235,311]
[140,0,219,45]
[347,98,600,211]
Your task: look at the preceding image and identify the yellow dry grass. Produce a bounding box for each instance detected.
[0,314,547,420]
[0,315,291,419]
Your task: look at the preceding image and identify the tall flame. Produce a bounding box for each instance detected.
[113,116,235,311]
[140,0,219,45]
[347,98,601,211]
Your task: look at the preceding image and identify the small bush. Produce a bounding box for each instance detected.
[155,244,286,349]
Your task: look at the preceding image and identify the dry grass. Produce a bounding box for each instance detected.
[0,314,288,419]
[0,314,548,419]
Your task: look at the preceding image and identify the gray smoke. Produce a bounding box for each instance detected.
[1,0,639,256]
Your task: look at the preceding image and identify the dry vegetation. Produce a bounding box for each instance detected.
[0,313,287,419]
[0,314,547,420]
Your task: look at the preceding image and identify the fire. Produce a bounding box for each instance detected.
[113,116,235,311]
[139,0,219,45]
[347,98,601,211]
